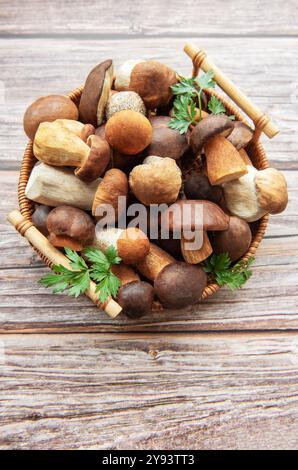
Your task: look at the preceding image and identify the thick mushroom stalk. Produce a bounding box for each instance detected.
[25,163,101,210]
[92,168,128,222]
[46,206,95,251]
[33,120,110,182]
[136,243,207,309]
[93,227,150,264]
[112,264,154,318]
[160,199,230,264]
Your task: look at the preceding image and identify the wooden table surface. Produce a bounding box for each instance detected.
[0,0,297,450]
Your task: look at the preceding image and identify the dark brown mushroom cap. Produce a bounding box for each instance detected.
[75,134,111,182]
[118,281,154,318]
[146,116,189,160]
[31,204,52,236]
[210,216,252,262]
[227,121,254,150]
[160,199,229,233]
[47,205,95,248]
[79,60,113,127]
[23,95,79,141]
[154,262,207,309]
[129,60,177,110]
[190,115,234,154]
[184,173,223,204]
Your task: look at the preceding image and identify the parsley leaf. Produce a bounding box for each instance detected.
[195,70,216,90]
[203,253,254,290]
[171,77,197,96]
[169,95,196,134]
[207,95,227,115]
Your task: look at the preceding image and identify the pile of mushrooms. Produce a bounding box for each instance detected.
[23,56,288,318]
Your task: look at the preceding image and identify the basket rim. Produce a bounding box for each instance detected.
[18,85,269,308]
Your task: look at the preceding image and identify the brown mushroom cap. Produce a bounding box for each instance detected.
[23,95,79,140]
[105,110,152,155]
[146,116,189,160]
[227,121,254,150]
[210,216,252,262]
[118,281,154,318]
[129,60,177,110]
[75,134,111,182]
[184,173,223,204]
[117,227,150,264]
[190,115,234,155]
[160,199,229,233]
[31,204,52,235]
[154,262,207,309]
[47,205,95,250]
[79,60,113,127]
[92,168,128,220]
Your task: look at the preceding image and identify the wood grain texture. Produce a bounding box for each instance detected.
[0,332,297,449]
[0,37,297,170]
[1,0,297,36]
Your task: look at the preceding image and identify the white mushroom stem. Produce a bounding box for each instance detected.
[25,163,101,210]
[93,228,123,253]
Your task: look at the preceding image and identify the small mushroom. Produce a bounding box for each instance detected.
[223,166,288,222]
[79,59,114,126]
[227,121,254,150]
[33,120,110,182]
[25,163,100,210]
[210,216,252,262]
[31,204,52,235]
[129,156,182,205]
[145,116,189,160]
[112,264,154,318]
[190,114,234,155]
[105,110,152,155]
[114,60,177,109]
[106,91,146,120]
[47,206,95,251]
[160,199,230,264]
[93,227,150,264]
[136,243,207,309]
[92,168,128,221]
[184,172,223,204]
[204,135,248,185]
[23,95,79,140]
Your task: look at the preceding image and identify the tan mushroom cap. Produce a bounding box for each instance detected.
[256,168,288,214]
[92,168,128,220]
[129,60,177,110]
[75,134,111,183]
[190,114,234,155]
[79,59,113,127]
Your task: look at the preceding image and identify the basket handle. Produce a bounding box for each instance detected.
[184,42,279,140]
[7,210,122,319]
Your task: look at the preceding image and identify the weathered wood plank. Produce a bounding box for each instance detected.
[0,37,297,170]
[0,0,297,36]
[0,332,297,449]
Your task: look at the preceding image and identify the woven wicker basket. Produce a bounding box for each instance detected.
[11,43,275,315]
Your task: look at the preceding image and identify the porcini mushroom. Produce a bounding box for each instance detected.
[129,156,182,205]
[223,166,288,222]
[106,91,146,120]
[105,110,152,155]
[79,59,114,126]
[136,243,207,309]
[23,95,79,140]
[25,163,100,210]
[92,168,128,221]
[33,120,110,182]
[160,199,230,264]
[146,116,189,160]
[190,114,234,156]
[227,121,254,150]
[112,264,154,318]
[204,135,248,185]
[184,172,223,204]
[47,205,95,251]
[210,216,252,262]
[31,204,52,235]
[114,60,177,109]
[93,227,150,264]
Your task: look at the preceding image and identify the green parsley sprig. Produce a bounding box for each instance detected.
[207,95,235,120]
[203,253,254,290]
[39,246,121,303]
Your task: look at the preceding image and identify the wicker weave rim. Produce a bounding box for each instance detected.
[18,85,269,307]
